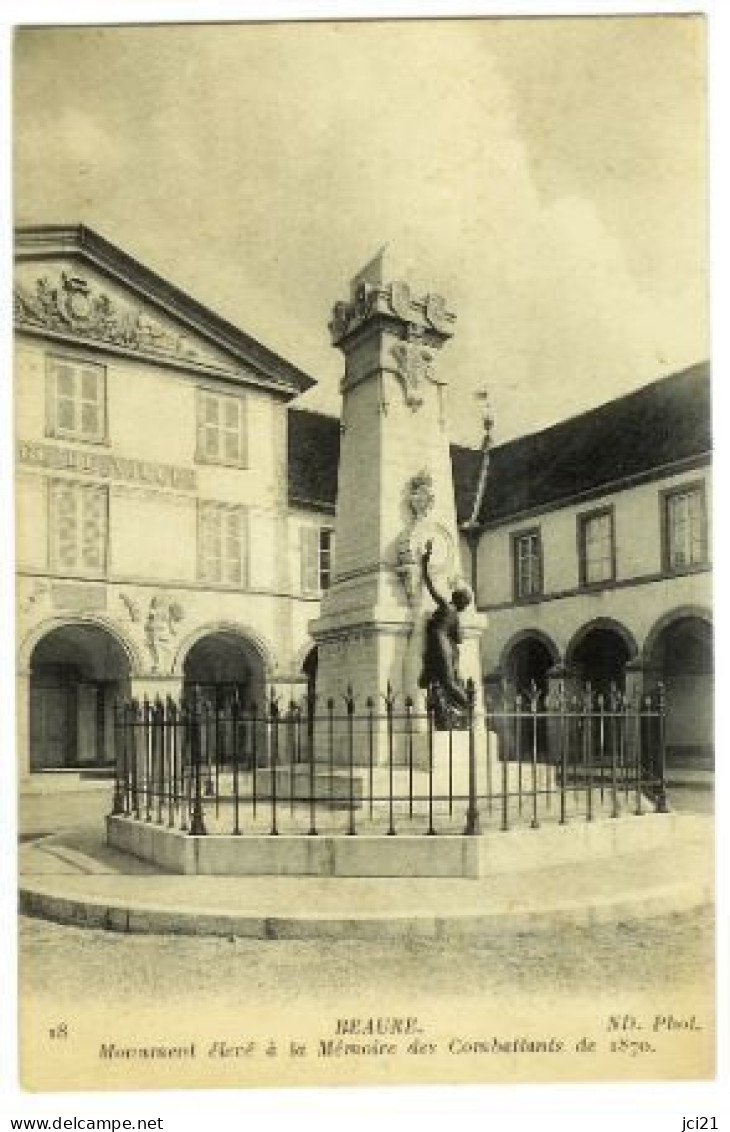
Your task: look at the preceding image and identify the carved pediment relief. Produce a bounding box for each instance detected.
[14,261,241,374]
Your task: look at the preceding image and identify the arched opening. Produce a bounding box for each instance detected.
[647,615,713,770]
[568,622,635,697]
[182,631,267,711]
[29,623,131,771]
[503,635,555,699]
[501,634,556,758]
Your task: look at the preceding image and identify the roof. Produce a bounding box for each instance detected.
[288,362,711,525]
[14,223,316,399]
[478,361,711,526]
[287,408,341,514]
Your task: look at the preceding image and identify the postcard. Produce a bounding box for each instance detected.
[12,14,714,1095]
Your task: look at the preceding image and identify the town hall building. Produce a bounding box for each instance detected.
[14,224,712,782]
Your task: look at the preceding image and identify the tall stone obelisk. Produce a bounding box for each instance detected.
[310,250,487,764]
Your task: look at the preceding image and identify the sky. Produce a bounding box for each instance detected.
[13,16,707,447]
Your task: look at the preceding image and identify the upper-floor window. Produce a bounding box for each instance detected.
[49,480,108,575]
[301,526,335,595]
[512,528,542,600]
[579,507,615,587]
[46,356,106,444]
[198,502,248,587]
[196,389,247,467]
[663,483,708,572]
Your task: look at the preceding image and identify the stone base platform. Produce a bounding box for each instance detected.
[18,813,711,942]
[107,809,680,879]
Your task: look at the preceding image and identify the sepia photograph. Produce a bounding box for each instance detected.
[9,10,716,1098]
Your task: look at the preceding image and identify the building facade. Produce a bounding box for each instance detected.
[14,226,712,780]
[472,364,712,772]
[14,225,332,779]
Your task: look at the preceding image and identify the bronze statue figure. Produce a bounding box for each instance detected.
[419,539,472,729]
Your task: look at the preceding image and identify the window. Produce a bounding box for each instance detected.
[50,481,108,574]
[301,526,335,594]
[46,357,106,443]
[579,507,615,587]
[196,389,247,466]
[663,483,707,572]
[198,503,248,587]
[512,529,542,600]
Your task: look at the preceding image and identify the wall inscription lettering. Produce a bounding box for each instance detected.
[17,441,197,491]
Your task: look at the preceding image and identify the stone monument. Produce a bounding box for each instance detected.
[310,250,489,771]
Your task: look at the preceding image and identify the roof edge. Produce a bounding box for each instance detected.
[15,223,317,399]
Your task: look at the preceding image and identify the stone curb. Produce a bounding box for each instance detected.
[19,876,713,943]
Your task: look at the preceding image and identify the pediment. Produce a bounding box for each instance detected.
[14,257,247,377]
[13,226,314,397]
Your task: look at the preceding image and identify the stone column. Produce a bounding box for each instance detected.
[310,249,488,766]
[17,669,31,782]
[624,658,647,705]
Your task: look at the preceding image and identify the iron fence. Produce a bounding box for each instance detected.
[111,680,668,837]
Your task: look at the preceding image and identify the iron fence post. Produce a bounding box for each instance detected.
[269,689,279,836]
[385,683,396,836]
[155,696,164,824]
[346,685,356,835]
[425,691,435,836]
[231,693,241,835]
[529,681,540,830]
[167,696,176,828]
[654,682,669,813]
[634,689,644,816]
[111,700,125,815]
[609,685,620,819]
[584,684,593,823]
[189,692,207,836]
[464,679,480,835]
[366,696,375,822]
[251,701,259,819]
[307,691,318,836]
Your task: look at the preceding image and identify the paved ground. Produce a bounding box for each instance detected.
[16,785,716,1090]
[19,903,714,1006]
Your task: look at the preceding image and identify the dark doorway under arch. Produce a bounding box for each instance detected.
[504,636,555,700]
[501,635,556,758]
[647,616,713,769]
[30,623,131,771]
[570,625,632,698]
[182,631,266,711]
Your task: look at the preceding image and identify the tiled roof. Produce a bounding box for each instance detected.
[478,362,711,525]
[287,362,711,525]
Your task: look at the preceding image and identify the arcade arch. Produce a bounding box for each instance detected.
[179,628,270,711]
[644,610,712,769]
[28,621,132,771]
[566,618,638,696]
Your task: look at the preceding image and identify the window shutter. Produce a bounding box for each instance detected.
[81,487,107,570]
[55,363,77,433]
[80,367,102,438]
[199,504,222,582]
[300,526,320,594]
[52,483,79,570]
[222,398,241,463]
[224,508,244,586]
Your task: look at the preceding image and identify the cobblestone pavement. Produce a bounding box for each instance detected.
[19,904,713,1007]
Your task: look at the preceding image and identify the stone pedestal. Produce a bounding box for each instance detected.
[310,250,489,766]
